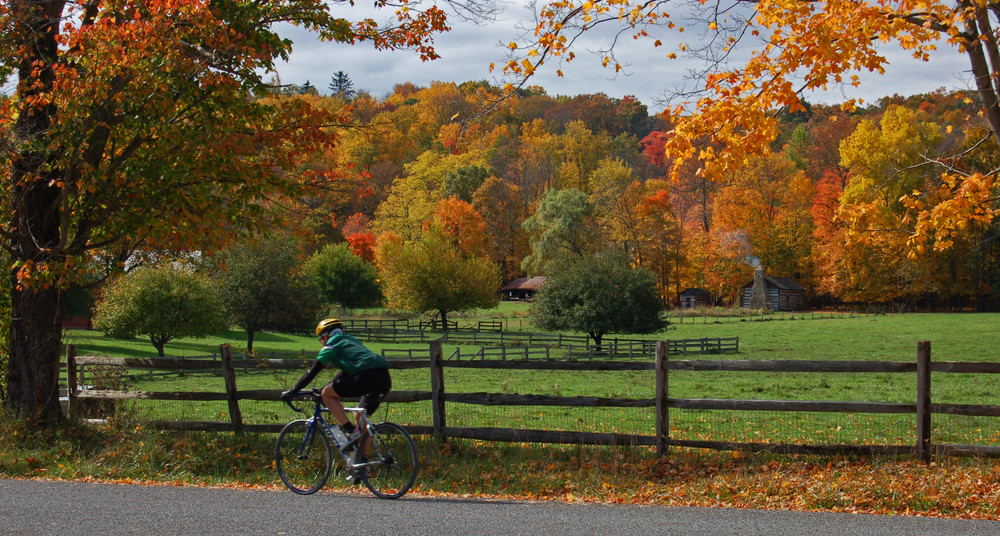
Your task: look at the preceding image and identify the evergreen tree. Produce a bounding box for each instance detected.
[299,80,317,95]
[329,71,356,98]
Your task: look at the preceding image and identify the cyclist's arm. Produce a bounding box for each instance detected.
[289,360,325,393]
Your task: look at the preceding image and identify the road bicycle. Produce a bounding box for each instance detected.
[275,388,418,499]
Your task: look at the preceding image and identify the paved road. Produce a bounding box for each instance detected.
[2,479,998,535]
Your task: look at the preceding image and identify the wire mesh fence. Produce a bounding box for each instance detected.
[63,341,1000,458]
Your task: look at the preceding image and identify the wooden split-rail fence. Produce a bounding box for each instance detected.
[378,337,739,361]
[63,341,1000,460]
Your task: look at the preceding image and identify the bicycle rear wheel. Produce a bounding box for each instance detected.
[275,419,332,495]
[360,422,418,499]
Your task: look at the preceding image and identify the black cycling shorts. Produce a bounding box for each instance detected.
[330,367,392,414]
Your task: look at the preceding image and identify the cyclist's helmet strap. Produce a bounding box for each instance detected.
[315,318,344,337]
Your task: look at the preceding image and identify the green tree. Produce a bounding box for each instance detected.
[211,236,318,352]
[530,250,663,348]
[442,165,493,203]
[376,225,500,330]
[329,71,355,99]
[92,265,226,358]
[521,188,599,275]
[303,243,382,310]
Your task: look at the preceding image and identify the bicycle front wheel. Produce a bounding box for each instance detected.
[360,422,418,499]
[275,419,332,495]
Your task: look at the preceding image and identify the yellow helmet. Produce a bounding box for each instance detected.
[315,318,343,337]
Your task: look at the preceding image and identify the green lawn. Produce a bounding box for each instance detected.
[62,311,1000,447]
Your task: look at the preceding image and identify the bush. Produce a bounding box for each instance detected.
[212,235,319,351]
[303,242,382,309]
[531,249,663,346]
[376,225,500,329]
[92,264,226,357]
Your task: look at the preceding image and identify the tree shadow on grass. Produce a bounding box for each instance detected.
[66,329,311,359]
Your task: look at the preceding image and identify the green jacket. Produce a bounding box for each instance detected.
[316,331,390,375]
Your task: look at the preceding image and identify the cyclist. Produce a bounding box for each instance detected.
[281,318,392,451]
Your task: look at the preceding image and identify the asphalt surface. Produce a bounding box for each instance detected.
[2,478,999,535]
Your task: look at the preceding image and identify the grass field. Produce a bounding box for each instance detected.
[61,310,1000,448]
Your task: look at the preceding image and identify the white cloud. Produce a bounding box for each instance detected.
[270,7,974,112]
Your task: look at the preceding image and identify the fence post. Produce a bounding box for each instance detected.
[430,340,446,440]
[655,341,670,458]
[916,340,932,462]
[66,344,78,420]
[220,345,243,434]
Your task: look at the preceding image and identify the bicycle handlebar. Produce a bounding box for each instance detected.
[283,388,323,413]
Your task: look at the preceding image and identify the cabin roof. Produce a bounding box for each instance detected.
[500,276,547,291]
[743,276,805,291]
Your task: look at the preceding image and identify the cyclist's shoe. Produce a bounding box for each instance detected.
[340,429,362,451]
[346,470,363,486]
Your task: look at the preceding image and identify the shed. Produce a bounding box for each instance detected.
[679,288,712,309]
[741,275,806,311]
[500,276,547,301]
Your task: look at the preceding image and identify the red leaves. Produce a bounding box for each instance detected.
[343,212,377,262]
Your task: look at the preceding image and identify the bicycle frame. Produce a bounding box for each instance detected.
[285,392,376,475]
[278,388,418,498]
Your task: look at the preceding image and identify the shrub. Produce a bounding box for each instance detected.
[212,235,319,351]
[531,249,664,346]
[92,264,226,357]
[303,243,382,309]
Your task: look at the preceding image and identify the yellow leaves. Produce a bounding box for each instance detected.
[903,172,999,258]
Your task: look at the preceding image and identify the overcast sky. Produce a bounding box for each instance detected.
[272,4,973,113]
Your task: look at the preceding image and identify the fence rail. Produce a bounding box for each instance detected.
[63,340,1000,460]
[341,320,742,351]
[449,345,552,360]
[379,337,737,362]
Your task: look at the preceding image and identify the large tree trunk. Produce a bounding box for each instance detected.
[6,141,65,422]
[6,286,65,422]
[4,0,68,423]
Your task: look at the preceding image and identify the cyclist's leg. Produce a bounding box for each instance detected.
[322,374,354,427]
[356,368,392,461]
[360,368,392,416]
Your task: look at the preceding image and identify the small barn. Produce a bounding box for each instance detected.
[679,288,712,309]
[741,275,806,311]
[500,276,547,301]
